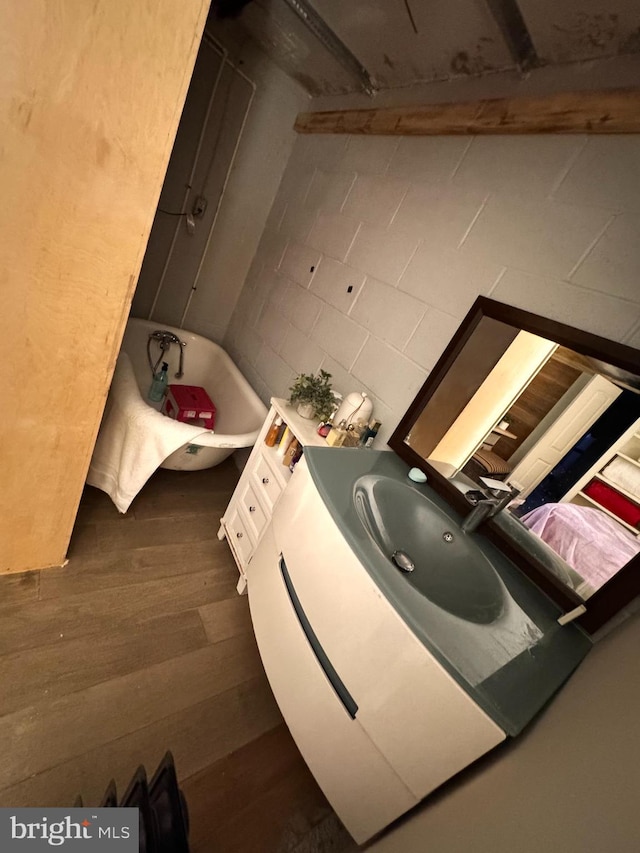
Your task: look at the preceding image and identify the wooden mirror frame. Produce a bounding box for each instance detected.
[388,297,640,634]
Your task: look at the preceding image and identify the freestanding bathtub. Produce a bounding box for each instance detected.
[120,318,267,471]
[88,318,267,511]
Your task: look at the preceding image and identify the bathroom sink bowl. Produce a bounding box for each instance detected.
[353,475,505,624]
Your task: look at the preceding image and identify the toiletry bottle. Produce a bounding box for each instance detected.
[148,362,169,402]
[317,397,339,438]
[275,419,287,445]
[289,445,303,472]
[264,416,283,447]
[276,425,292,456]
[326,419,348,447]
[343,420,366,447]
[283,438,300,467]
[360,419,382,448]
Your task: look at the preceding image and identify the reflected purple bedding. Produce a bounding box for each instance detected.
[521,502,640,591]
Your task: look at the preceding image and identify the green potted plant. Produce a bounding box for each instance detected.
[289,369,334,421]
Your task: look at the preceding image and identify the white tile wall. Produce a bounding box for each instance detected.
[338,136,399,174]
[279,324,325,377]
[304,169,356,214]
[278,242,322,287]
[278,281,323,334]
[389,182,488,248]
[307,212,361,261]
[387,136,471,182]
[404,308,463,371]
[459,195,613,280]
[225,132,640,446]
[310,303,368,370]
[308,256,366,313]
[350,277,426,350]
[341,174,409,228]
[346,223,419,285]
[351,338,427,414]
[570,214,640,302]
[256,300,286,352]
[452,135,586,198]
[553,136,640,213]
[302,134,349,171]
[398,243,503,318]
[491,268,639,340]
[252,228,289,273]
[277,202,318,243]
[255,344,294,399]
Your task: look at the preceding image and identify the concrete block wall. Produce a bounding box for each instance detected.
[224,132,640,444]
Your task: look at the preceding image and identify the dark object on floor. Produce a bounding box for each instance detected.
[211,0,253,18]
[76,752,190,853]
[121,766,157,852]
[101,779,118,808]
[148,752,191,853]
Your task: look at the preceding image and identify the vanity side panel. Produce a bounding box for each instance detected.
[246,524,417,843]
[273,460,506,799]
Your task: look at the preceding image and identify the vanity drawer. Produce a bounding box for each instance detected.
[239,481,268,541]
[252,452,285,511]
[225,506,254,568]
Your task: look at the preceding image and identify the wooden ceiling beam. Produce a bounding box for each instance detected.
[294,88,640,135]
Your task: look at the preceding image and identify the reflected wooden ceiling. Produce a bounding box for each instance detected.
[554,346,640,392]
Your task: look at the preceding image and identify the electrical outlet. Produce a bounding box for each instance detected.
[192,195,207,217]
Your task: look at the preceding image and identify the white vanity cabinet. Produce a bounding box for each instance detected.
[218,398,327,592]
[246,457,506,843]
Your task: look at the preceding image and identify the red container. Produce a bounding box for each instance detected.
[162,385,216,430]
[583,479,640,529]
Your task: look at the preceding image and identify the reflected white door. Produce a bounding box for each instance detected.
[509,374,622,498]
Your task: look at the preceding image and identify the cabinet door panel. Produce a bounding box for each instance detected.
[247,525,416,844]
[273,461,505,798]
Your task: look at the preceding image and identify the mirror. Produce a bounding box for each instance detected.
[389,298,640,633]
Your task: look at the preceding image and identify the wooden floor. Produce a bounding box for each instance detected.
[0,461,358,852]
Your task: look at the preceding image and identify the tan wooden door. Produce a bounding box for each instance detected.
[1,1,209,573]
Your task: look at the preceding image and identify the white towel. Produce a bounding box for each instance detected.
[87,352,208,512]
[602,456,640,498]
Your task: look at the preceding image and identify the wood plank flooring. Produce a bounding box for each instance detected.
[0,461,358,851]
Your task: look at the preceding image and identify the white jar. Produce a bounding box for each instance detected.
[332,392,373,427]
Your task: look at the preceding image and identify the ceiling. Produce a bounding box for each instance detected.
[209,0,640,96]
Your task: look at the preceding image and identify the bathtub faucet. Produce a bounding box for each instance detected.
[147,330,186,379]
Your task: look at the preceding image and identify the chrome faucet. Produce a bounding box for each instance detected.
[147,330,187,379]
[461,477,521,534]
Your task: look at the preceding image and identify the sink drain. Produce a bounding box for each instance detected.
[442,531,454,543]
[391,550,415,573]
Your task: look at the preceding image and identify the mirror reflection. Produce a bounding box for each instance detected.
[404,315,640,602]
